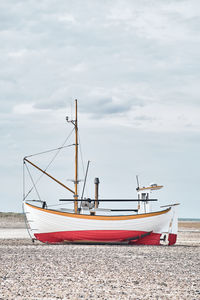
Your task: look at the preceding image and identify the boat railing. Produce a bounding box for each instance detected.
[59,199,158,202]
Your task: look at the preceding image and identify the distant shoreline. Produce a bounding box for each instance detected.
[178,218,200,222]
[0,212,23,217]
[0,212,199,222]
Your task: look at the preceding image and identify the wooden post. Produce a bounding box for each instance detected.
[94,177,100,209]
[74,99,78,213]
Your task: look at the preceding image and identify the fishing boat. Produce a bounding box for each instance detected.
[23,100,179,245]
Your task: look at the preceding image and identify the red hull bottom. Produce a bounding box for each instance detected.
[34,230,177,246]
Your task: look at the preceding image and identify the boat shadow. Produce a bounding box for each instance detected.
[36,241,199,248]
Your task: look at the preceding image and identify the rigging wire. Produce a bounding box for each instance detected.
[78,132,89,197]
[25,127,75,159]
[23,127,75,198]
[24,162,42,201]
[25,144,75,159]
[42,127,75,173]
[79,133,85,175]
[23,160,25,201]
[22,202,35,241]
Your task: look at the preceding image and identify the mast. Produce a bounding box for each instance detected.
[74,99,78,213]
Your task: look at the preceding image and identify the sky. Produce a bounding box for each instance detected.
[0,0,200,218]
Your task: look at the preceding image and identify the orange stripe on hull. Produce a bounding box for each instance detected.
[25,202,171,221]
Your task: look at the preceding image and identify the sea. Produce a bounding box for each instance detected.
[178,218,200,222]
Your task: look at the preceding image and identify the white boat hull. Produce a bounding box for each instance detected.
[24,202,178,245]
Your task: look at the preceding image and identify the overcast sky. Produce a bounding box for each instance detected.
[0,0,200,218]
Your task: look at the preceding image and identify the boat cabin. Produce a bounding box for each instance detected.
[137,184,163,214]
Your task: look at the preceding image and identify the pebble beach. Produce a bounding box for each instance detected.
[0,214,199,300]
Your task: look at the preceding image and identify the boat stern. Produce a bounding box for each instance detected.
[160,204,179,246]
[168,205,178,245]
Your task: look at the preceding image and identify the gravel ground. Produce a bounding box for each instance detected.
[0,220,199,300]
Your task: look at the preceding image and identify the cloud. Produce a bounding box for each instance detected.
[0,0,200,127]
[106,0,200,43]
[80,97,133,117]
[34,100,66,110]
[134,115,155,122]
[0,0,200,217]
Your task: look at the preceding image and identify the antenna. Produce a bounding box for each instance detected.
[136,175,140,191]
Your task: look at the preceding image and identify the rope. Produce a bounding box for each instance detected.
[25,128,75,159]
[25,144,75,159]
[22,202,35,241]
[23,160,25,201]
[24,128,75,199]
[78,132,89,197]
[24,163,41,201]
[79,133,85,175]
